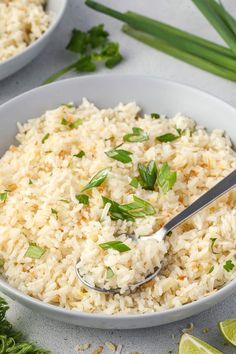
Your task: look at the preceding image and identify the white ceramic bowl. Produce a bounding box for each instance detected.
[0,0,67,81]
[0,75,236,329]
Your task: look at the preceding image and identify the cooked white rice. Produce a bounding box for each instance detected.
[0,0,50,61]
[0,99,236,314]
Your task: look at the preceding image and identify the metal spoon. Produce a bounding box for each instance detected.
[75,169,236,294]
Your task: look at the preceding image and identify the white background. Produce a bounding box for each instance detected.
[1,0,236,353]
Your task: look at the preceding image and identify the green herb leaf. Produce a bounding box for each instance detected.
[158,162,177,194]
[87,24,109,48]
[73,150,85,158]
[51,208,58,219]
[0,192,8,202]
[61,117,68,125]
[210,237,219,254]
[99,240,131,252]
[59,199,70,203]
[66,29,88,54]
[123,127,149,143]
[75,55,97,73]
[42,133,50,144]
[93,42,119,60]
[151,113,160,119]
[62,103,75,108]
[138,160,157,190]
[167,231,173,237]
[82,167,111,192]
[156,133,179,142]
[102,195,155,221]
[129,177,139,188]
[106,53,123,68]
[208,266,214,274]
[223,260,235,272]
[29,179,33,185]
[0,259,4,267]
[25,243,45,259]
[105,147,132,164]
[106,266,114,279]
[69,118,83,129]
[76,194,89,205]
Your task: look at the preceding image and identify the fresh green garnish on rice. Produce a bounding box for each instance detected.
[123,127,149,143]
[156,132,180,142]
[28,179,33,185]
[25,243,45,259]
[99,240,131,252]
[0,191,8,202]
[69,118,83,129]
[223,260,235,272]
[210,237,219,254]
[157,162,177,194]
[105,145,132,164]
[51,208,58,219]
[151,113,160,119]
[0,259,4,267]
[102,195,155,221]
[61,117,68,125]
[138,160,157,190]
[59,199,70,204]
[76,194,90,205]
[129,177,139,188]
[42,133,50,144]
[74,150,85,158]
[208,266,214,274]
[82,167,111,192]
[106,267,115,278]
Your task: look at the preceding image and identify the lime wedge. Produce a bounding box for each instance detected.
[179,334,222,354]
[219,318,236,347]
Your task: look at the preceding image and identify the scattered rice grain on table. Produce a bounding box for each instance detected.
[0,99,236,314]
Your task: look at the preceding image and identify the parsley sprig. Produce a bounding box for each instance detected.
[44,24,123,84]
[105,145,132,164]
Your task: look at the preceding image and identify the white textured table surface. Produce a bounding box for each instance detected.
[1,1,236,353]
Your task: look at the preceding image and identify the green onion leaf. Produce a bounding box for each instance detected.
[29,179,33,185]
[208,266,214,274]
[59,199,70,203]
[129,177,139,188]
[0,259,4,267]
[61,117,68,125]
[123,127,149,143]
[99,240,131,252]
[106,266,114,279]
[0,192,8,202]
[151,113,160,119]
[69,118,83,129]
[82,167,111,192]
[42,133,50,144]
[158,162,177,194]
[73,150,85,158]
[210,237,219,254]
[223,260,235,272]
[157,133,180,142]
[25,243,45,259]
[138,160,157,190]
[51,208,58,219]
[105,147,132,164]
[76,194,89,205]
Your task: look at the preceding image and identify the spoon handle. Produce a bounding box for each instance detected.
[163,169,236,235]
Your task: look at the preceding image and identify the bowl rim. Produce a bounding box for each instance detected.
[0,74,236,323]
[0,0,68,68]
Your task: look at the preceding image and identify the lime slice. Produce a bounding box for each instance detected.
[219,318,236,346]
[179,334,222,354]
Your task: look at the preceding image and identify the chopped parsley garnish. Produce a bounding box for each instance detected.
[106,266,114,279]
[51,208,58,219]
[157,162,177,194]
[105,146,132,164]
[44,24,123,84]
[25,243,45,259]
[76,194,89,205]
[0,192,8,202]
[102,195,155,221]
[59,199,70,203]
[62,103,75,108]
[99,240,131,253]
[208,266,214,274]
[210,238,218,254]
[42,133,50,144]
[156,133,179,142]
[0,259,4,267]
[29,179,33,185]
[61,117,68,125]
[151,113,160,119]
[167,231,173,237]
[81,167,111,192]
[129,177,139,188]
[74,150,85,158]
[123,127,149,143]
[69,118,83,129]
[138,160,157,190]
[223,260,235,272]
